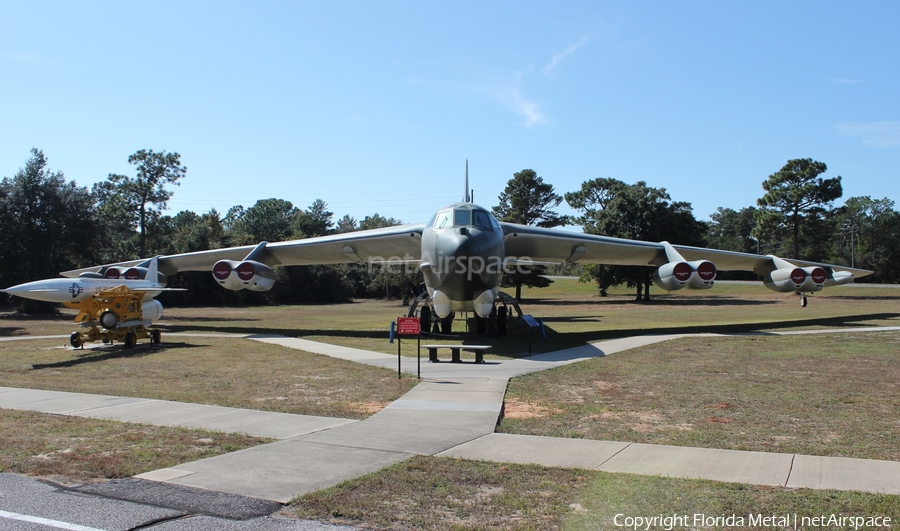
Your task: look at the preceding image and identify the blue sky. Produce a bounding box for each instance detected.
[2,1,898,228]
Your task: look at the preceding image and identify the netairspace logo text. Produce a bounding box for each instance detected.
[613,513,892,530]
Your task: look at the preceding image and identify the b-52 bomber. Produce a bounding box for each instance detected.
[3,165,872,344]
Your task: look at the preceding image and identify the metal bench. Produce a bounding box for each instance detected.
[421,344,491,363]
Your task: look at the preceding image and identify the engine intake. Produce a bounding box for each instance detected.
[212,260,276,292]
[652,262,693,291]
[653,260,717,291]
[103,266,167,285]
[105,266,142,280]
[764,266,827,293]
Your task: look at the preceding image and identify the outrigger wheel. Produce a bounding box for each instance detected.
[69,331,83,349]
[124,331,137,349]
[800,295,808,308]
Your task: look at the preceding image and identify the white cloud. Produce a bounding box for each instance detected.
[7,52,46,64]
[506,87,545,127]
[495,69,545,127]
[834,121,900,147]
[543,36,588,77]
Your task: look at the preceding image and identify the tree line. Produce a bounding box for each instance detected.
[1,149,897,311]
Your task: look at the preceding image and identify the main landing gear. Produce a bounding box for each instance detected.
[64,286,161,349]
[406,291,526,336]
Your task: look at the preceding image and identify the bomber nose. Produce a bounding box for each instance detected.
[441,227,478,257]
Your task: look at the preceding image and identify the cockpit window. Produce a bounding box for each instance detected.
[434,207,498,229]
[434,209,452,229]
[454,209,471,226]
[473,209,494,229]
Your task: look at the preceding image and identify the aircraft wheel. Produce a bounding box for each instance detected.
[124,332,137,349]
[419,306,431,334]
[151,329,162,344]
[441,313,454,334]
[69,332,83,349]
[800,295,808,308]
[497,306,508,336]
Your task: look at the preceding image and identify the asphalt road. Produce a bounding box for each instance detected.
[0,474,358,531]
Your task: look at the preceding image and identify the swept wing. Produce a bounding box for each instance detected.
[499,222,873,278]
[61,223,427,278]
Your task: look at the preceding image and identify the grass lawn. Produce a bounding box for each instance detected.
[500,331,900,460]
[289,456,900,530]
[0,335,417,420]
[0,408,269,483]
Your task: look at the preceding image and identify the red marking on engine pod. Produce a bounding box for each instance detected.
[213,262,232,281]
[674,262,692,282]
[123,268,140,280]
[791,268,807,285]
[105,268,120,279]
[236,262,255,281]
[696,261,716,281]
[811,268,826,284]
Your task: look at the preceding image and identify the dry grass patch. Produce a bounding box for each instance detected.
[501,331,900,460]
[291,456,589,530]
[0,336,416,420]
[288,456,900,531]
[0,408,268,484]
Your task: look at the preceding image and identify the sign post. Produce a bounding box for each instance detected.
[396,316,421,379]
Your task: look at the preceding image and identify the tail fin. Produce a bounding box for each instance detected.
[148,256,159,283]
[464,160,472,202]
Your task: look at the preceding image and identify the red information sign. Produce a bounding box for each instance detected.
[397,317,421,335]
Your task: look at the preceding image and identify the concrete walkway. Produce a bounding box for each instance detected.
[3,327,900,503]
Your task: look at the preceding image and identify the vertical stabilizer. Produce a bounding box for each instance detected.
[464,160,472,203]
[148,256,160,284]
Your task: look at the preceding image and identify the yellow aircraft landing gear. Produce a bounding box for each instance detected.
[64,285,161,349]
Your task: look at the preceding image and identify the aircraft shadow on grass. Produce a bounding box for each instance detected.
[540,312,900,346]
[525,297,782,307]
[160,315,262,323]
[150,311,900,361]
[0,326,26,337]
[160,323,388,340]
[821,295,900,302]
[31,342,203,370]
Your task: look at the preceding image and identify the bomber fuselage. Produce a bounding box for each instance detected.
[419,202,505,318]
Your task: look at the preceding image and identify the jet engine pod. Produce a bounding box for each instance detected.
[687,260,716,290]
[212,260,277,291]
[103,266,167,285]
[105,266,143,281]
[799,266,827,292]
[764,266,816,293]
[652,262,693,291]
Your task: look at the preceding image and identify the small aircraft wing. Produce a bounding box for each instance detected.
[61,223,427,278]
[499,222,874,278]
